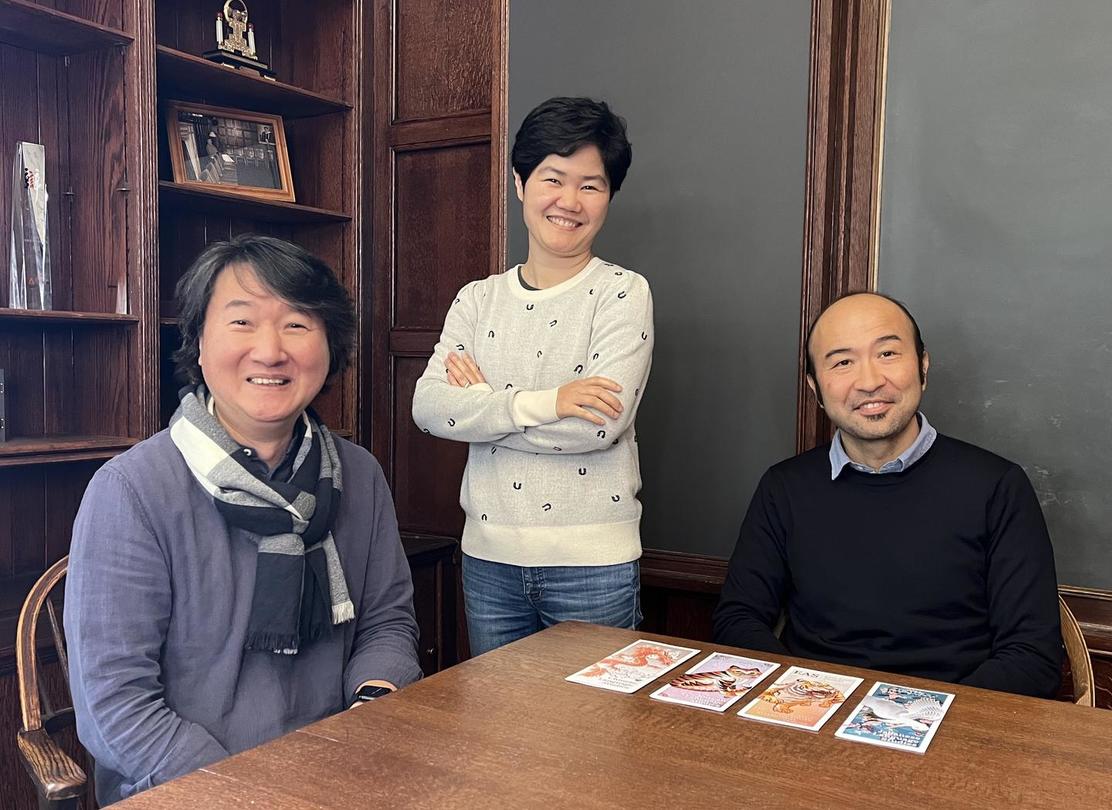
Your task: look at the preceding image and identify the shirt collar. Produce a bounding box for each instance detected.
[237,420,306,482]
[829,412,937,480]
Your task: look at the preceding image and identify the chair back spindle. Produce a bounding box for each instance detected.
[15,556,87,808]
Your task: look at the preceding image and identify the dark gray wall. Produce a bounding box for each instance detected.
[508,1,811,556]
[879,0,1112,588]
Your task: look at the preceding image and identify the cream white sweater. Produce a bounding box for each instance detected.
[412,257,654,566]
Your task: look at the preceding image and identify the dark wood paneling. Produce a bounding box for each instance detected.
[56,0,125,30]
[369,0,495,543]
[391,357,468,535]
[402,534,460,674]
[394,143,491,330]
[72,327,131,436]
[394,0,492,122]
[0,328,47,438]
[796,0,887,452]
[284,115,352,215]
[0,462,100,661]
[388,329,438,356]
[0,325,131,442]
[69,47,129,315]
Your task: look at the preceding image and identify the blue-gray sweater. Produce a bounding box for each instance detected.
[65,429,422,804]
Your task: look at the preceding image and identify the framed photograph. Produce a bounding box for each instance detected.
[164,101,294,202]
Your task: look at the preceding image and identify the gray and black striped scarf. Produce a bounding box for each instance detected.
[169,384,354,654]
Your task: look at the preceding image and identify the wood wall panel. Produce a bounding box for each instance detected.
[41,331,74,436]
[55,0,125,30]
[394,0,492,122]
[796,0,887,451]
[0,329,47,438]
[391,357,468,534]
[394,144,492,330]
[72,327,132,436]
[285,115,351,213]
[369,0,496,543]
[0,326,134,440]
[69,47,130,315]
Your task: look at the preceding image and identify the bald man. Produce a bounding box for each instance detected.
[713,292,1062,698]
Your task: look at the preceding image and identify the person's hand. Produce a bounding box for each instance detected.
[556,377,623,426]
[446,352,486,388]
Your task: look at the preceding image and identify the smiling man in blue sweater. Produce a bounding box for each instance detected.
[713,292,1062,698]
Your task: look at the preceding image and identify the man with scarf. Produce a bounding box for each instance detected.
[65,235,422,805]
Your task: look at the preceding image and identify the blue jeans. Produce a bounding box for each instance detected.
[462,555,642,657]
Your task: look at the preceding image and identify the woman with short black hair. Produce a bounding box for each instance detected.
[413,97,654,655]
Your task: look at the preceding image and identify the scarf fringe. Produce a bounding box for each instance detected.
[245,631,300,656]
[333,600,355,624]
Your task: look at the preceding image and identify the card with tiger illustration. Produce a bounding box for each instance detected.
[649,653,780,712]
[834,681,955,753]
[565,640,701,693]
[737,665,863,731]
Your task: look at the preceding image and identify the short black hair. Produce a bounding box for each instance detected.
[511,97,632,197]
[804,291,927,382]
[172,234,356,384]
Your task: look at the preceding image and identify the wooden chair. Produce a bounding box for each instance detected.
[15,555,88,809]
[1059,594,1095,708]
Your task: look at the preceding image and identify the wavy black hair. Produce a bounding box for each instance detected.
[172,234,355,384]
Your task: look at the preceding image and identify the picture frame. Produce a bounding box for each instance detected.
[164,101,294,202]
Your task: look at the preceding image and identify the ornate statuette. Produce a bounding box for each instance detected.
[9,142,51,310]
[204,1,275,80]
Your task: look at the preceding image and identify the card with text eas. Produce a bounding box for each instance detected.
[738,665,863,732]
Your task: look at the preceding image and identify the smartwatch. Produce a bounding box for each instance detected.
[355,685,394,703]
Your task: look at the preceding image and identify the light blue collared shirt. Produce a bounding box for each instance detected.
[829,412,937,480]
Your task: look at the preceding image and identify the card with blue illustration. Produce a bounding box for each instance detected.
[834,681,955,754]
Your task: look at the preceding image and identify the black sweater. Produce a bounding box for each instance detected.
[713,434,1063,698]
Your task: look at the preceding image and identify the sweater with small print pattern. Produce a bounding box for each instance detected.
[412,257,654,567]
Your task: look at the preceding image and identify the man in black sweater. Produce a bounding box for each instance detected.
[713,292,1062,698]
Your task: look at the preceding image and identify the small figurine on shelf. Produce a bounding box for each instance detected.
[203,0,275,80]
[9,142,52,311]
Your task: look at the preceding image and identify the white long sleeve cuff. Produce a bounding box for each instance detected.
[511,388,560,427]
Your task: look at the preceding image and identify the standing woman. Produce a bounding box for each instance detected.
[412,97,653,655]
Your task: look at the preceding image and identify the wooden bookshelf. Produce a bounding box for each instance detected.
[159,182,351,224]
[156,46,351,119]
[0,1,368,803]
[0,307,138,325]
[0,0,131,55]
[0,435,140,467]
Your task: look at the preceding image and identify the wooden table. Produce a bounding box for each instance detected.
[119,623,1112,809]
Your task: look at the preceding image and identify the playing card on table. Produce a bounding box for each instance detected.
[565,639,700,694]
[649,653,779,712]
[738,665,863,732]
[834,681,955,754]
